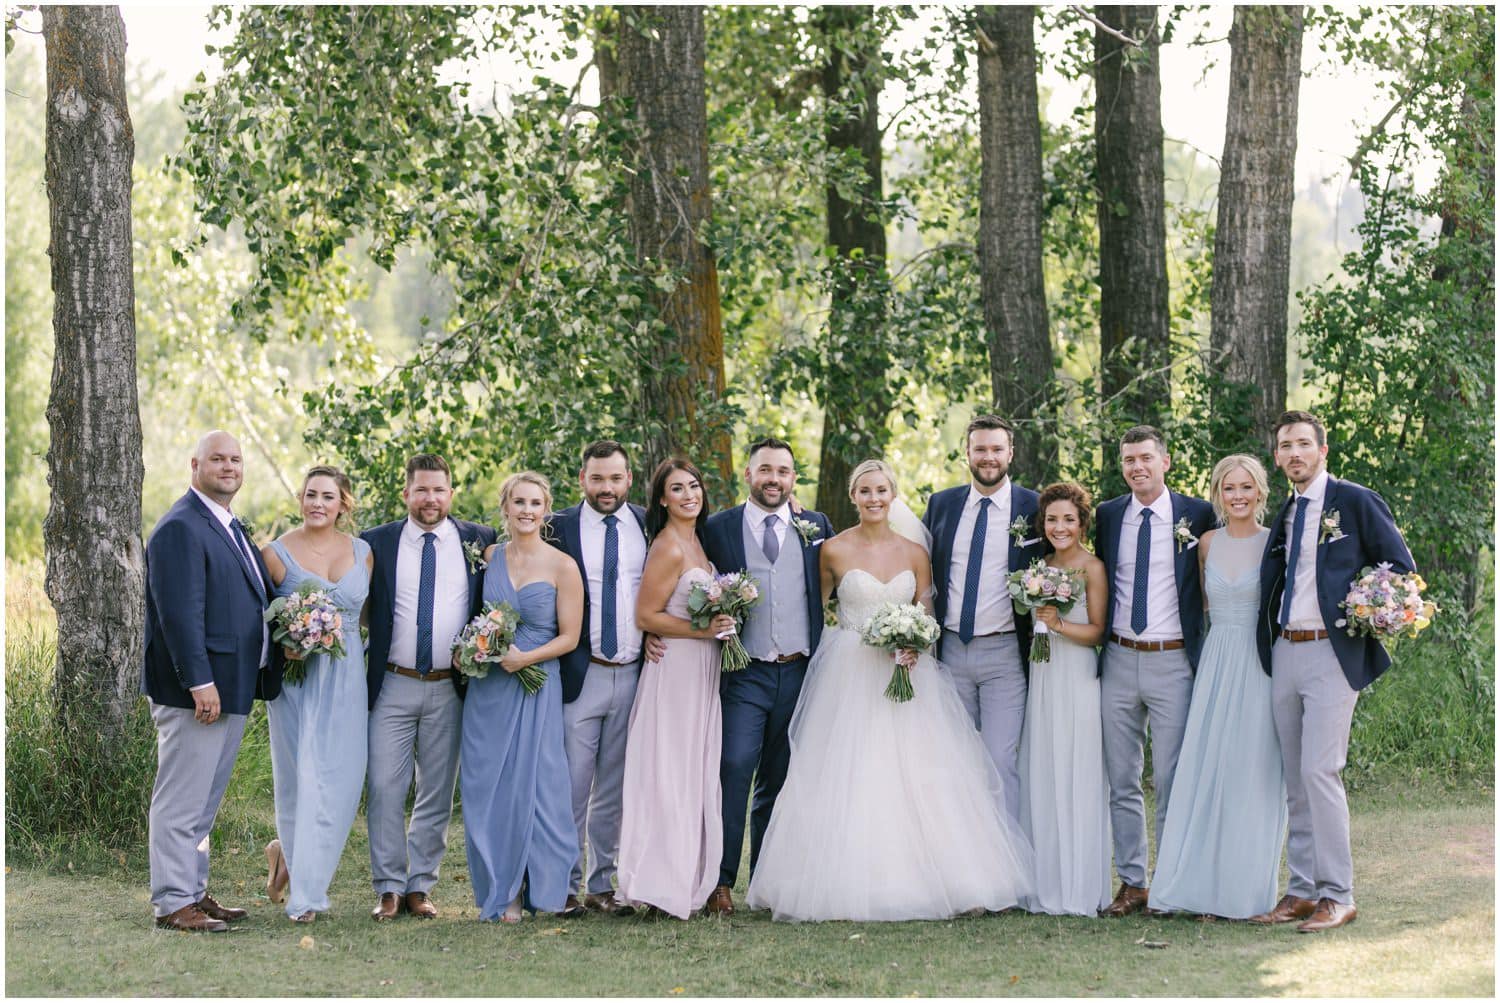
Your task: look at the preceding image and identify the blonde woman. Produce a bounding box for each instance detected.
[460,472,584,923]
[747,460,1033,921]
[1149,454,1286,919]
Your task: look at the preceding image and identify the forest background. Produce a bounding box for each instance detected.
[4,3,1493,881]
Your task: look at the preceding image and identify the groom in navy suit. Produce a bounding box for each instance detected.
[700,436,833,916]
[1093,425,1215,917]
[143,430,280,931]
[921,414,1043,823]
[362,453,495,921]
[1251,410,1414,932]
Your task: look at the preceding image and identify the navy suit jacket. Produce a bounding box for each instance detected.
[544,501,648,705]
[921,482,1044,671]
[701,504,834,656]
[361,516,497,710]
[1257,476,1414,691]
[141,490,281,715]
[1094,489,1217,674]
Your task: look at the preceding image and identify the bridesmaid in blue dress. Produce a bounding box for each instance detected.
[461,471,584,923]
[260,465,373,923]
[1150,454,1286,919]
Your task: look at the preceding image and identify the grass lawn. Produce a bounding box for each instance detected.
[4,781,1492,997]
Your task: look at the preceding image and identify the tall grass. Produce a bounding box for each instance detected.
[4,560,274,872]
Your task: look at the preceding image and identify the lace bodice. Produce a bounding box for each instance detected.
[835,568,919,630]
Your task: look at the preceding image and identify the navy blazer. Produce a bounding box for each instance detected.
[544,501,649,705]
[141,490,280,715]
[1257,475,1414,691]
[701,504,834,655]
[921,482,1045,671]
[361,516,497,710]
[1094,489,1217,674]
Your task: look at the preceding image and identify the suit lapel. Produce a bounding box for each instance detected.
[938,490,961,574]
[564,507,588,579]
[452,517,483,603]
[1170,491,1189,591]
[189,493,264,599]
[379,522,400,606]
[1006,483,1025,572]
[1315,477,1341,582]
[728,504,748,573]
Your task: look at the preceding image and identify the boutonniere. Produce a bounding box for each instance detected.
[1319,509,1346,544]
[1009,514,1041,548]
[463,538,489,574]
[792,517,822,545]
[1173,516,1198,553]
[237,517,258,543]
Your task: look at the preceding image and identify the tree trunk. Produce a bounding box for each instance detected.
[615,6,734,502]
[42,5,145,737]
[1210,5,1302,447]
[1094,5,1170,444]
[976,6,1058,485]
[814,5,890,531]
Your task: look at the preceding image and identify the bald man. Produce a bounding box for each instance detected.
[142,431,282,931]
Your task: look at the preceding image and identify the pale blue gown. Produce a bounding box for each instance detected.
[1150,526,1287,918]
[460,545,578,919]
[266,537,371,918]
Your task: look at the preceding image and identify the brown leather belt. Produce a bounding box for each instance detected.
[1280,628,1330,642]
[772,653,806,664]
[387,663,455,682]
[1109,633,1185,652]
[589,656,633,668]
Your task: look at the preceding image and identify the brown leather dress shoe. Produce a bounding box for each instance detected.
[560,894,586,918]
[371,892,404,921]
[1297,898,1357,932]
[584,891,637,916]
[197,893,247,922]
[155,903,227,933]
[405,891,438,919]
[1099,883,1150,917]
[1248,894,1318,925]
[704,885,734,917]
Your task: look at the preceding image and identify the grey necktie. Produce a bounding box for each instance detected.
[762,514,781,563]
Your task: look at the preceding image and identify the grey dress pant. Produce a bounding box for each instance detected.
[1271,637,1360,904]
[366,672,463,896]
[148,702,249,917]
[941,629,1027,823]
[563,662,639,895]
[1100,642,1193,888]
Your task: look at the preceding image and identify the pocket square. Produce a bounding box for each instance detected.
[1324,532,1349,544]
[1184,539,1199,551]
[1019,536,1042,548]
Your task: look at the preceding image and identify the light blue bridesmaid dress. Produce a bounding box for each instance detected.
[1149,526,1287,918]
[266,536,371,918]
[460,544,579,920]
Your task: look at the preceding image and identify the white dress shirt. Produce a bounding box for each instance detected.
[192,487,268,682]
[1112,489,1183,641]
[1282,469,1330,631]
[580,503,648,663]
[744,500,791,555]
[388,517,470,671]
[943,481,1015,635]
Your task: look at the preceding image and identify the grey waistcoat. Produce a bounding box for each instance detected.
[741,514,811,661]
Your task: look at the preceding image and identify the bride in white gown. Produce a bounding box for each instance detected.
[747,460,1034,921]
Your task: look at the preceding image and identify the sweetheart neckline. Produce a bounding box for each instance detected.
[840,567,917,589]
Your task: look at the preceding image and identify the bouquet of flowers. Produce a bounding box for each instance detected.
[1336,563,1436,647]
[1006,558,1086,663]
[687,571,762,673]
[452,601,546,694]
[265,580,347,685]
[860,601,941,703]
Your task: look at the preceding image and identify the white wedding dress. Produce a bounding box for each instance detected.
[746,568,1034,921]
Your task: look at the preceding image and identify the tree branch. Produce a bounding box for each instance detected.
[1069,6,1142,48]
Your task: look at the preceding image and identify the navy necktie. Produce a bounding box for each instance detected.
[415,531,437,674]
[228,518,263,596]
[958,497,992,644]
[1130,509,1153,635]
[1280,497,1310,627]
[762,513,781,564]
[601,515,619,659]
